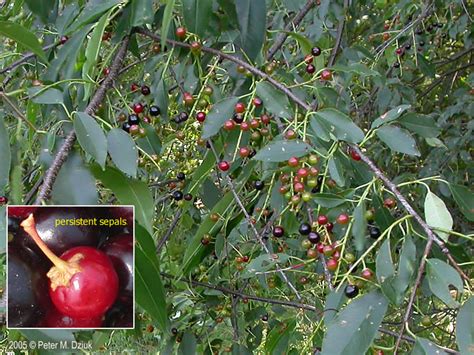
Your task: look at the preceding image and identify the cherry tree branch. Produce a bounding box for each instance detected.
[138,28,467,284]
[327,0,349,67]
[266,0,317,61]
[0,42,58,75]
[34,36,130,204]
[156,210,182,253]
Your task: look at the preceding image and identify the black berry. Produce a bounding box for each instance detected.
[172,191,183,201]
[311,47,322,56]
[122,122,131,132]
[307,231,321,244]
[184,193,193,201]
[149,105,161,116]
[254,180,264,191]
[177,172,186,181]
[272,226,284,238]
[233,113,244,124]
[369,225,381,239]
[344,284,359,298]
[128,114,140,125]
[141,85,150,95]
[298,223,311,235]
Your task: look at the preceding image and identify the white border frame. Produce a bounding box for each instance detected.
[5,205,136,330]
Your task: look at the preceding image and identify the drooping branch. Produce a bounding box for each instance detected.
[34,36,130,204]
[266,0,317,61]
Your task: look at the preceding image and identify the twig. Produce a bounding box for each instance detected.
[0,91,38,131]
[156,210,182,253]
[34,36,130,204]
[307,208,334,291]
[24,176,44,204]
[0,43,58,75]
[266,0,317,60]
[150,178,180,188]
[351,146,469,281]
[207,140,302,300]
[161,272,315,311]
[327,0,348,67]
[168,66,186,95]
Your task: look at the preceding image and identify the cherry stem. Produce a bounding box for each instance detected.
[20,213,68,269]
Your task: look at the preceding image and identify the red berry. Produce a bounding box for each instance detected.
[176,27,187,39]
[253,97,263,107]
[309,167,319,176]
[336,213,350,225]
[132,103,144,114]
[395,48,404,55]
[383,198,396,209]
[224,120,236,131]
[103,67,110,76]
[323,245,334,257]
[311,46,322,56]
[326,222,334,232]
[316,243,325,253]
[321,69,332,80]
[196,111,206,122]
[350,149,361,161]
[190,41,201,53]
[59,36,69,45]
[304,54,313,64]
[326,258,338,271]
[239,147,251,158]
[261,114,271,125]
[288,157,299,167]
[20,215,119,319]
[297,168,309,178]
[240,122,250,131]
[294,182,305,193]
[183,92,194,106]
[218,161,230,172]
[131,83,139,92]
[361,268,373,280]
[235,102,245,113]
[317,215,328,225]
[285,129,297,140]
[242,255,249,262]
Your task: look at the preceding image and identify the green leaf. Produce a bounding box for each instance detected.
[376,239,395,282]
[282,31,312,53]
[253,140,311,162]
[371,104,411,129]
[376,125,420,156]
[0,115,11,192]
[324,287,346,326]
[186,152,215,195]
[178,332,197,355]
[202,97,239,139]
[311,108,364,143]
[135,224,168,332]
[161,0,176,51]
[107,128,138,177]
[182,0,212,37]
[28,87,63,104]
[91,166,154,234]
[242,253,290,278]
[424,190,453,242]
[313,193,346,208]
[328,156,345,187]
[456,297,474,355]
[321,291,388,355]
[74,112,107,169]
[399,113,440,138]
[389,235,417,304]
[51,151,98,205]
[130,0,154,27]
[182,192,235,274]
[136,124,162,156]
[255,81,292,119]
[265,319,296,354]
[0,21,47,62]
[426,259,463,307]
[67,0,122,33]
[411,337,445,355]
[83,10,110,100]
[449,184,474,222]
[418,55,435,78]
[24,0,57,24]
[235,0,266,61]
[352,203,367,253]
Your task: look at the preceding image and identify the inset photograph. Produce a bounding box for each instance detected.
[6,206,134,329]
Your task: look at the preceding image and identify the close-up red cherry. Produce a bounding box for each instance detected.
[326,258,338,271]
[176,26,187,39]
[317,215,328,225]
[288,156,299,167]
[383,197,396,209]
[0,195,8,204]
[337,213,350,225]
[21,215,119,318]
[224,120,235,131]
[218,161,230,172]
[306,64,316,74]
[361,268,373,280]
[131,83,139,92]
[253,97,263,107]
[133,103,144,114]
[349,148,361,161]
[196,111,206,122]
[321,69,332,80]
[235,102,245,113]
[8,206,37,219]
[239,146,251,158]
[261,114,271,125]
